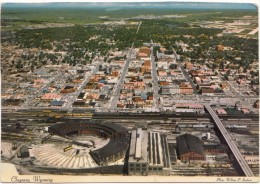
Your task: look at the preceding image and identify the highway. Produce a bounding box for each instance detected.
[204,104,255,177]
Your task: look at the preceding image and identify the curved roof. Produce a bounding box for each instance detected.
[48,121,127,136]
[177,134,205,156]
[48,120,130,162]
[90,135,130,160]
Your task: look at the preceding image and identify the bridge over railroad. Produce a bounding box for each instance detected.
[204,104,254,177]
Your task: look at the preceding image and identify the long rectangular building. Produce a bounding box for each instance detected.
[148,132,171,175]
[128,128,149,175]
[128,128,171,176]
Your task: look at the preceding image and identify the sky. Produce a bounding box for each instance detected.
[1,1,258,10]
[0,0,259,3]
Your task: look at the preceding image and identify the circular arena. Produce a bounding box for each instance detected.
[32,143,98,169]
[46,120,130,166]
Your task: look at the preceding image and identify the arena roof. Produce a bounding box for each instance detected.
[48,120,130,164]
[48,121,127,136]
[90,135,129,160]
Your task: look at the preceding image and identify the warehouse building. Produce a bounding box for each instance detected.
[128,128,171,176]
[148,132,171,175]
[176,134,205,161]
[128,128,149,176]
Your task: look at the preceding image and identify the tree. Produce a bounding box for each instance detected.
[243,66,248,73]
[15,60,23,69]
[219,61,225,70]
[226,69,231,76]
[212,63,218,71]
[223,74,229,80]
[153,46,160,56]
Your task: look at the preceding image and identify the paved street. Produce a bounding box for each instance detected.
[178,62,198,94]
[136,21,142,33]
[173,50,198,94]
[21,72,64,109]
[150,48,159,111]
[108,22,142,111]
[215,70,257,107]
[108,46,134,111]
[63,61,102,111]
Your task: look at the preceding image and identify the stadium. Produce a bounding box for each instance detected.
[32,120,130,169]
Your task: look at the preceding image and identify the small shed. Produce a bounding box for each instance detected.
[17,146,30,159]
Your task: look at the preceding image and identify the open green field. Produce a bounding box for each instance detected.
[1,3,257,31]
